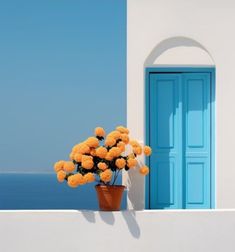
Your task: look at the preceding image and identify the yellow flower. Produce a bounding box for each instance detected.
[116,126,129,134]
[117,141,126,152]
[84,172,96,183]
[82,159,94,169]
[139,165,149,176]
[96,146,108,159]
[54,160,65,173]
[107,130,121,140]
[133,146,142,155]
[94,127,106,137]
[143,146,152,156]
[85,137,99,148]
[120,134,129,144]
[64,161,75,172]
[104,137,116,147]
[105,152,113,161]
[115,158,126,169]
[98,162,108,171]
[127,158,137,168]
[129,140,141,148]
[100,169,113,183]
[74,153,83,162]
[57,170,66,182]
[77,143,90,154]
[109,147,122,158]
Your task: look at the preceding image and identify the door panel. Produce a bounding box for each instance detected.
[149,72,211,209]
[149,74,182,209]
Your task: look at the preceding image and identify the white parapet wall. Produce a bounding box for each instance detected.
[1,210,235,252]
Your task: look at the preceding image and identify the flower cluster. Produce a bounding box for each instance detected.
[54,126,152,188]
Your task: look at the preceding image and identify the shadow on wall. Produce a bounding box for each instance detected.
[81,210,141,239]
[144,36,215,66]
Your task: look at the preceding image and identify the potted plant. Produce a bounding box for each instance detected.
[54,126,151,211]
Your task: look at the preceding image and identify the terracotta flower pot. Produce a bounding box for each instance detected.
[95,184,125,211]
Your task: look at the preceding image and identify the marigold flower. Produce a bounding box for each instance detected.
[105,152,113,161]
[84,172,95,183]
[90,148,96,156]
[143,146,152,156]
[77,143,90,154]
[107,130,121,140]
[82,159,94,169]
[139,165,149,176]
[95,127,106,137]
[57,170,66,182]
[109,147,122,158]
[133,146,142,155]
[120,134,129,144]
[129,140,141,148]
[96,146,108,159]
[100,169,113,183]
[98,162,108,171]
[117,141,126,152]
[63,161,75,172]
[104,137,116,147]
[127,158,137,168]
[74,153,83,162]
[85,137,99,148]
[67,175,79,188]
[54,160,65,173]
[115,158,126,169]
[116,126,129,134]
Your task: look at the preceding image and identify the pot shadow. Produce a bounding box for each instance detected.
[80,210,96,223]
[121,210,141,239]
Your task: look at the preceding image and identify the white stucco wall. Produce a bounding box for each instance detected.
[1,210,235,252]
[126,0,235,209]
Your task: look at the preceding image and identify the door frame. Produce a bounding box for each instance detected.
[145,67,216,209]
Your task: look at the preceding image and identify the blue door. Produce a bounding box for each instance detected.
[148,71,212,209]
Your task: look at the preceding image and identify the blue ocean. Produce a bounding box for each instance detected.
[0,173,126,210]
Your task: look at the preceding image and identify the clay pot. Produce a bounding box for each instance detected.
[95,184,125,211]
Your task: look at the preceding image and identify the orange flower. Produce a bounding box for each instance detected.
[77,143,90,154]
[109,147,122,158]
[68,173,86,187]
[107,130,121,140]
[129,140,141,148]
[104,137,116,147]
[143,146,152,156]
[81,155,93,162]
[72,144,80,153]
[117,141,126,152]
[57,170,66,182]
[64,161,75,172]
[54,160,65,173]
[96,146,108,159]
[85,137,99,148]
[133,146,142,155]
[82,159,94,169]
[105,152,113,161]
[120,134,129,144]
[98,162,108,171]
[139,165,149,176]
[84,172,96,183]
[95,127,106,137]
[69,152,75,161]
[100,169,113,183]
[127,158,137,168]
[115,158,126,169]
[74,153,82,162]
[116,126,129,134]
[90,148,96,156]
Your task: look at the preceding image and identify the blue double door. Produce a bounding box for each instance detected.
[149,72,212,209]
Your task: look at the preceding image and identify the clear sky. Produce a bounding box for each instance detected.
[0,0,126,173]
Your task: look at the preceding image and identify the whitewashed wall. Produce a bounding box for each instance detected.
[1,210,235,252]
[125,0,235,209]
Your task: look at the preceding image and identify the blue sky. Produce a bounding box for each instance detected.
[0,0,126,173]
